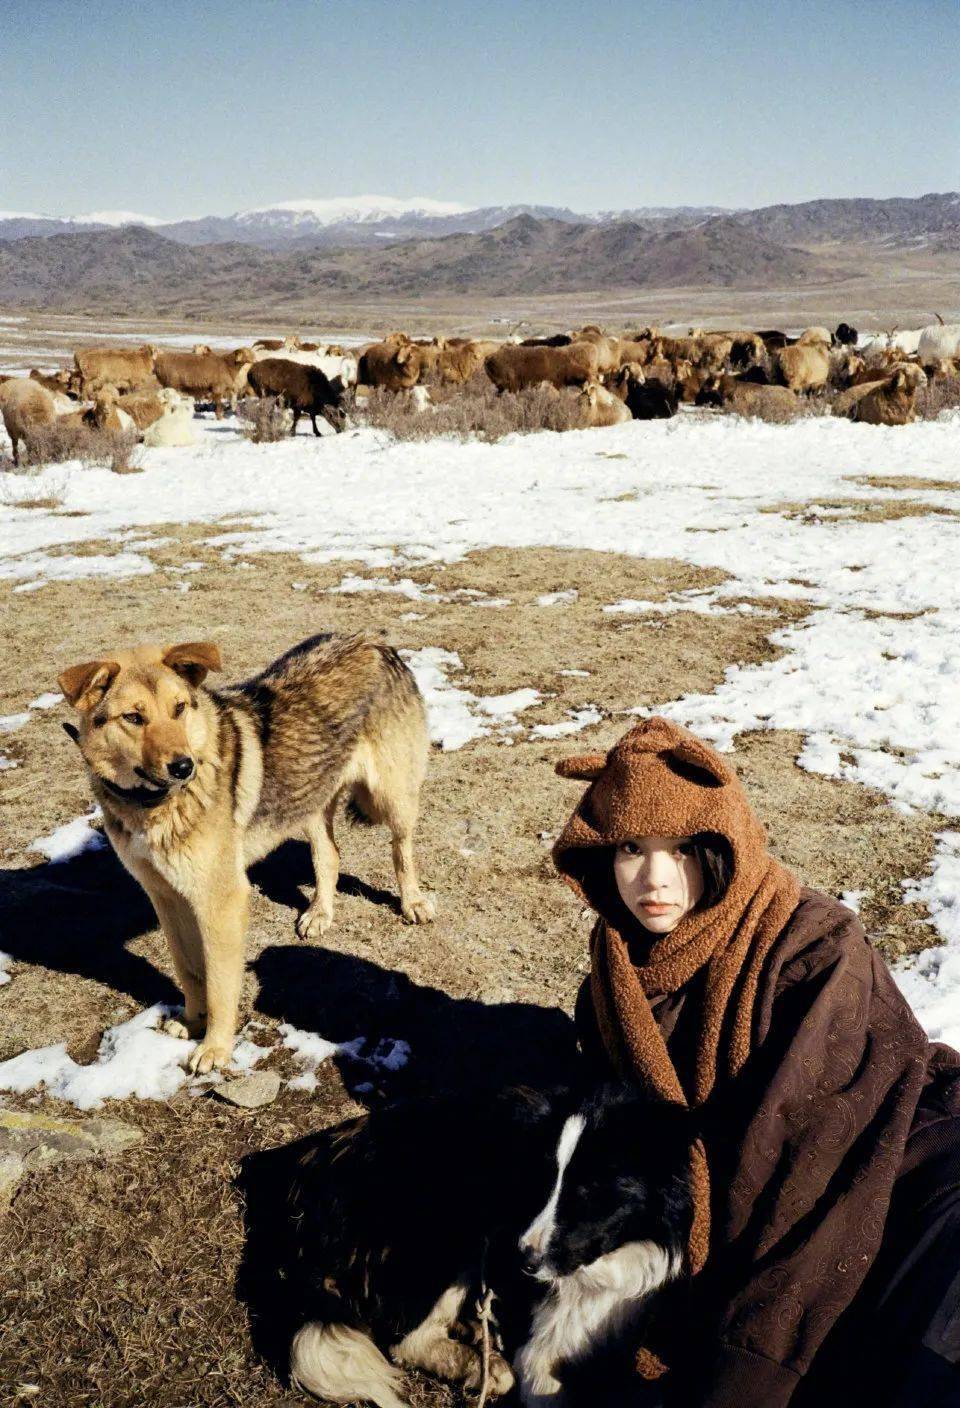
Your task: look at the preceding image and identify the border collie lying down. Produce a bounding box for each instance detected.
[286,1083,693,1407]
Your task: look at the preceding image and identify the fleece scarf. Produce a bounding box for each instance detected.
[552,717,801,1376]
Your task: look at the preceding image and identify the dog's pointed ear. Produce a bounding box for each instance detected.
[58,660,120,710]
[62,721,81,745]
[162,641,222,687]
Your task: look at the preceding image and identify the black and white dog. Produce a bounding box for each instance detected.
[285,1083,693,1407]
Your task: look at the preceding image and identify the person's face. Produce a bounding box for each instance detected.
[613,836,705,934]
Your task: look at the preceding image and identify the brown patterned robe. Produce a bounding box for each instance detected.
[576,887,960,1406]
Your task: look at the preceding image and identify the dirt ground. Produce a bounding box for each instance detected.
[0,529,946,1406]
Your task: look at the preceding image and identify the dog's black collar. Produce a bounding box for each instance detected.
[100,776,171,809]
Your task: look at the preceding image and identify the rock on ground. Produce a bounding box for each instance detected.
[0,1108,142,1208]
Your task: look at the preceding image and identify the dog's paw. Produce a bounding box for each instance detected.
[188,1039,233,1074]
[296,903,334,941]
[401,893,436,925]
[464,1351,514,1396]
[163,1013,205,1041]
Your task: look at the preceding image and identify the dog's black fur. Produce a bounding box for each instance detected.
[283,1083,693,1403]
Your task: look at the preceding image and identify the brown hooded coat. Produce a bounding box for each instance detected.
[553,717,959,1407]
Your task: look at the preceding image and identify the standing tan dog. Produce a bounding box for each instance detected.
[58,633,434,1073]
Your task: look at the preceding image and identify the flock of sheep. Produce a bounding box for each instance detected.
[1,314,958,464]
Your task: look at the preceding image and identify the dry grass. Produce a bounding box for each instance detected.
[236,395,293,443]
[21,421,142,474]
[0,534,946,1405]
[761,497,960,525]
[915,375,960,420]
[846,474,960,492]
[353,374,589,441]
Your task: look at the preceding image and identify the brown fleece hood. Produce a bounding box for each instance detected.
[553,717,801,1375]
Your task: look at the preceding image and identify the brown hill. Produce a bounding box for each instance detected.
[0,217,837,315]
[731,192,960,247]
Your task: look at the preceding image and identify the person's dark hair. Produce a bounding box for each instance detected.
[689,832,734,910]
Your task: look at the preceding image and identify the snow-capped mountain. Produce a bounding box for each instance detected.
[0,195,719,248]
[66,209,166,227]
[234,195,470,229]
[1,192,955,254]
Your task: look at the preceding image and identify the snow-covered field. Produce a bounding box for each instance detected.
[3,407,960,1104]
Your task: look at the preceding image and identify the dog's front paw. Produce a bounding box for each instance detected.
[188,1039,233,1074]
[296,902,334,941]
[401,893,436,925]
[464,1351,514,1397]
[163,1012,205,1041]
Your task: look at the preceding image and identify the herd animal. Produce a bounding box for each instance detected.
[1,313,955,464]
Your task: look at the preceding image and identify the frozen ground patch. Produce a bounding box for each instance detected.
[404,647,542,750]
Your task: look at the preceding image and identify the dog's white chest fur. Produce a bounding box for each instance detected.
[515,1240,677,1405]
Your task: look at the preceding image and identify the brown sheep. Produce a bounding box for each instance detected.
[0,377,61,464]
[777,338,831,394]
[154,348,255,417]
[114,388,169,432]
[74,345,157,396]
[436,340,499,385]
[797,326,833,347]
[247,357,345,435]
[484,342,600,393]
[617,336,663,368]
[571,327,620,374]
[357,341,423,392]
[847,350,906,386]
[578,381,633,428]
[412,340,444,375]
[698,374,799,418]
[30,367,79,398]
[832,365,926,425]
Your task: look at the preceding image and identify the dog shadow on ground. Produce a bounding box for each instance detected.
[251,837,405,922]
[0,846,178,1010]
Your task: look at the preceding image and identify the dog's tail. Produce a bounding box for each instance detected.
[291,1322,408,1408]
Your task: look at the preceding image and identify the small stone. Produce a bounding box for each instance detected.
[0,1109,142,1209]
[214,1070,281,1109]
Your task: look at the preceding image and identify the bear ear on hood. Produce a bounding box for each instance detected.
[555,753,607,781]
[668,735,734,787]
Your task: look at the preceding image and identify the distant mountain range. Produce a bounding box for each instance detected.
[1,191,957,252]
[0,192,955,313]
[0,194,734,248]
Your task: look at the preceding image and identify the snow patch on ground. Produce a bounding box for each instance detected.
[530,707,604,739]
[0,713,31,734]
[403,648,539,749]
[29,810,107,863]
[0,1005,193,1109]
[897,834,960,1047]
[279,1025,410,1092]
[28,692,63,709]
[536,589,579,606]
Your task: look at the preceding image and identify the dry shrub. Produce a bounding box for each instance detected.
[237,395,292,443]
[22,420,142,473]
[914,376,960,420]
[353,375,589,442]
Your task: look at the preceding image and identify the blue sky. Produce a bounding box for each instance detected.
[3,0,958,218]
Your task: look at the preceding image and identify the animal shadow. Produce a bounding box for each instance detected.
[253,940,582,1101]
[251,838,403,921]
[0,845,176,1009]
